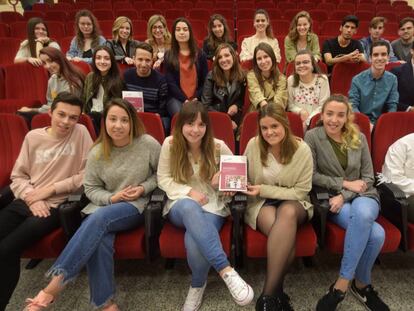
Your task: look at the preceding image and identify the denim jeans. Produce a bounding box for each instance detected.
[330,196,385,285]
[168,198,230,287]
[47,202,144,307]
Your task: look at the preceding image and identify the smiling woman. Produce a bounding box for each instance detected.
[106,16,140,65]
[246,42,287,112]
[17,47,84,118]
[82,46,124,133]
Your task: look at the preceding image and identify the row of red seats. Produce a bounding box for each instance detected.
[1,108,410,268]
[9,8,414,25]
[2,5,413,24]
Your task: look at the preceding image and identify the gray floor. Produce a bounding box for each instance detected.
[8,250,414,311]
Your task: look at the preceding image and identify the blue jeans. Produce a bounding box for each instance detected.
[168,199,230,287]
[47,202,144,307]
[330,196,385,285]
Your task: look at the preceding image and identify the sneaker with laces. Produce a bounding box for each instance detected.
[255,294,280,311]
[182,283,206,311]
[316,284,346,311]
[350,280,390,311]
[279,292,294,311]
[222,268,254,306]
[24,290,54,311]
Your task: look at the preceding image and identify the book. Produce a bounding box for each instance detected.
[122,91,144,112]
[219,155,247,191]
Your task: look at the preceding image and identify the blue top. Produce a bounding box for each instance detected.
[66,36,107,64]
[359,36,398,63]
[123,68,168,116]
[349,68,398,124]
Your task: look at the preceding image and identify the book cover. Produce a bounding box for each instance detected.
[219,155,247,191]
[122,91,144,112]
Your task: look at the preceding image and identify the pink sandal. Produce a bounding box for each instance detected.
[24,290,54,311]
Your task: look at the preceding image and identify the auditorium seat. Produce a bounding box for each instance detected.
[0,37,20,65]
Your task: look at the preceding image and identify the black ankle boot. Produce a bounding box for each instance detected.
[256,294,279,311]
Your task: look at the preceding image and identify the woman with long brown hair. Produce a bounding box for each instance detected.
[247,42,287,111]
[18,47,84,114]
[14,17,60,66]
[201,43,246,129]
[66,10,106,64]
[25,99,161,311]
[244,104,313,310]
[164,18,208,116]
[202,14,237,60]
[239,9,281,62]
[284,11,321,63]
[157,101,253,311]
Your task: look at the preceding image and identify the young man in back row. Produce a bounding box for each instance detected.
[323,15,367,73]
[0,92,93,311]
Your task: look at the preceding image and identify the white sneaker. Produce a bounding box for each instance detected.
[182,283,206,311]
[222,268,254,306]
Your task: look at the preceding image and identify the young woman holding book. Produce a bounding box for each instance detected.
[244,104,313,311]
[157,101,253,311]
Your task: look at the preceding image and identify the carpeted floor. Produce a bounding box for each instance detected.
[7,249,414,311]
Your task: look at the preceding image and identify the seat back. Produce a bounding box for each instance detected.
[4,63,49,103]
[239,111,304,155]
[372,112,414,173]
[0,113,28,188]
[309,112,372,151]
[31,113,97,141]
[0,37,20,65]
[0,99,41,113]
[330,62,370,95]
[137,112,165,145]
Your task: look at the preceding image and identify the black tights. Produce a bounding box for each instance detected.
[257,201,307,296]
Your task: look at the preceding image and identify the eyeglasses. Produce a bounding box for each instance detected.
[295,60,311,66]
[152,25,164,30]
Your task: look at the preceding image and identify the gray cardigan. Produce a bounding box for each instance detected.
[82,134,161,214]
[304,126,378,202]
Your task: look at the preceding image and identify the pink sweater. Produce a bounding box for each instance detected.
[10,124,93,208]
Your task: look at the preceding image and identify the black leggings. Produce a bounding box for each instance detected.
[0,199,60,311]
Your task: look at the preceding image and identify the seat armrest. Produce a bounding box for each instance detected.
[231,193,247,269]
[0,185,14,208]
[377,182,406,201]
[145,188,166,262]
[310,185,332,248]
[377,182,409,251]
[58,193,89,239]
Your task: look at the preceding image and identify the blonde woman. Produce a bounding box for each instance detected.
[284,11,321,63]
[304,95,389,311]
[244,104,313,311]
[145,15,171,69]
[157,101,253,310]
[106,16,140,65]
[239,9,281,63]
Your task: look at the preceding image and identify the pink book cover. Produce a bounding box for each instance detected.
[122,91,144,112]
[219,155,247,191]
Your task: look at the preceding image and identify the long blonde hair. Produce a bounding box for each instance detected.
[112,16,133,41]
[170,101,217,183]
[258,104,299,166]
[318,94,361,150]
